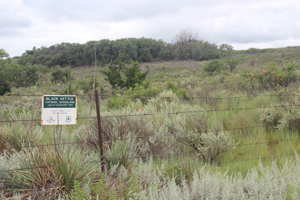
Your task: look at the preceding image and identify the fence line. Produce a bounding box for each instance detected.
[1,103,298,123]
[1,150,298,173]
[222,153,296,164]
[0,125,262,151]
[96,93,299,100]
[1,93,299,100]
[1,91,300,181]
[2,134,298,155]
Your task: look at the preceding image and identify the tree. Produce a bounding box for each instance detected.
[100,55,149,89]
[174,29,199,46]
[219,44,233,52]
[0,66,10,95]
[123,61,149,89]
[12,63,39,87]
[224,51,239,73]
[51,65,72,83]
[99,56,125,88]
[0,48,9,59]
[0,49,11,95]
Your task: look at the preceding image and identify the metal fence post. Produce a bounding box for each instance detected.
[95,89,105,172]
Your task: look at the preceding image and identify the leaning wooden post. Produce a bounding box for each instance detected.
[95,89,105,172]
[0,103,2,135]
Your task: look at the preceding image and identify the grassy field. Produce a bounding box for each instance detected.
[1,46,300,199]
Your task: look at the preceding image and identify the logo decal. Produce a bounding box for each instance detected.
[66,116,71,122]
[47,116,55,123]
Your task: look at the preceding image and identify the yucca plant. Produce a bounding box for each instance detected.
[0,134,14,155]
[4,146,100,199]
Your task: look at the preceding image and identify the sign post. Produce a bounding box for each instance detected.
[41,95,77,125]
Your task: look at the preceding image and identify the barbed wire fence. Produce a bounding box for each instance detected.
[0,91,300,184]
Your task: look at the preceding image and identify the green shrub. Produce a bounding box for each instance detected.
[260,105,283,131]
[105,96,131,110]
[90,174,117,199]
[243,62,298,90]
[126,84,161,101]
[166,81,178,92]
[1,107,27,120]
[100,56,149,89]
[77,75,99,94]
[164,163,189,185]
[277,103,300,133]
[12,63,39,88]
[166,81,189,100]
[51,66,72,83]
[0,81,10,95]
[59,80,78,95]
[176,88,189,100]
[203,59,224,74]
[68,180,86,200]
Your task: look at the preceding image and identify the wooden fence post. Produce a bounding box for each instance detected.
[95,89,105,172]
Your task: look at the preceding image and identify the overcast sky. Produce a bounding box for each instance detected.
[1,0,300,57]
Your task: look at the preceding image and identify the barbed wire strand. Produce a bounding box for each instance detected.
[0,125,262,150]
[1,93,299,100]
[98,104,300,119]
[1,103,298,123]
[1,151,297,173]
[1,126,300,156]
[222,153,296,164]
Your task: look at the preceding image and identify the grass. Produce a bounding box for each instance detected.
[2,46,300,198]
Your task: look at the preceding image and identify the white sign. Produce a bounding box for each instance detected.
[41,95,77,125]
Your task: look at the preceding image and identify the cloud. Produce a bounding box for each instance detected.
[22,0,185,23]
[1,0,300,56]
[0,1,32,37]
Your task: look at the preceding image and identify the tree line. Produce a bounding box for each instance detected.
[16,34,232,68]
[0,49,47,95]
[1,30,234,95]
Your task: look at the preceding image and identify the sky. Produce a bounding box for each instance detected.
[1,0,300,57]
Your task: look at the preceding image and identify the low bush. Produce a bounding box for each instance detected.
[126,84,161,103]
[244,62,298,90]
[203,59,224,74]
[166,81,189,100]
[105,96,131,110]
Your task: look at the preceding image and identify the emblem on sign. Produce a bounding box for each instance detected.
[47,116,55,123]
[66,116,71,122]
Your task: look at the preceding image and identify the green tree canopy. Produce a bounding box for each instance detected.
[0,48,9,59]
[99,57,125,89]
[16,36,231,68]
[123,61,149,89]
[100,55,149,89]
[224,51,240,72]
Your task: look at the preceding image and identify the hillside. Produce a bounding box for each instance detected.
[1,45,300,199]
